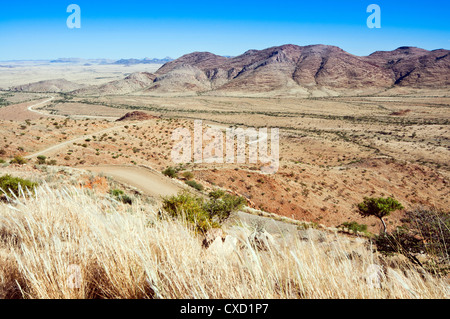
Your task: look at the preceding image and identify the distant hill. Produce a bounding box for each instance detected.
[147,44,449,94]
[363,46,450,87]
[73,72,156,95]
[50,58,115,64]
[10,79,86,93]
[113,57,173,65]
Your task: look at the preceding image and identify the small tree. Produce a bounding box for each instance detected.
[357,197,404,233]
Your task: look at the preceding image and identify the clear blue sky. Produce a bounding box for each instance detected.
[0,0,449,60]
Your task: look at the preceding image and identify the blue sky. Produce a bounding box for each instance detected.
[0,0,449,60]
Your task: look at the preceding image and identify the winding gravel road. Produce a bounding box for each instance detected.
[27,96,55,115]
[82,165,184,198]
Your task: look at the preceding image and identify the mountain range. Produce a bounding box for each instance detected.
[113,57,174,65]
[9,44,450,96]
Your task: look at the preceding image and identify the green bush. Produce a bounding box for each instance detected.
[0,97,10,107]
[339,221,369,234]
[204,190,246,222]
[10,156,27,165]
[109,189,133,205]
[162,192,215,233]
[0,174,37,199]
[208,189,226,200]
[110,189,124,197]
[162,191,246,233]
[182,171,194,180]
[162,167,178,178]
[36,155,47,165]
[185,180,204,191]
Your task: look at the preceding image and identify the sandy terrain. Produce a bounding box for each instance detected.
[24,122,128,159]
[0,62,162,88]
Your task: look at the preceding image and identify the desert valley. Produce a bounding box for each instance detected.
[0,44,449,299]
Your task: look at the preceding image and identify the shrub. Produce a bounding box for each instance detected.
[375,227,423,255]
[36,155,47,165]
[373,208,450,274]
[0,174,37,199]
[109,189,133,205]
[162,192,215,233]
[47,159,57,166]
[10,156,27,165]
[110,189,124,197]
[208,189,226,200]
[162,167,178,178]
[203,190,246,222]
[339,221,369,234]
[374,227,426,270]
[182,171,194,180]
[402,208,449,260]
[162,191,246,233]
[185,180,204,191]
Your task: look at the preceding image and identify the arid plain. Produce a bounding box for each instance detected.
[0,56,448,233]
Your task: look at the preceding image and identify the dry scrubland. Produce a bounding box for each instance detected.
[0,169,448,299]
[1,90,447,233]
[0,87,449,298]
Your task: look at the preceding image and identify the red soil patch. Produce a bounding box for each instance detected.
[78,176,109,194]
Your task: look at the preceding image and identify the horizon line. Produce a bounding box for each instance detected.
[1,44,449,63]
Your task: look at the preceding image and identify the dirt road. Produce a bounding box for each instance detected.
[82,165,185,199]
[0,96,56,121]
[25,124,132,159]
[27,96,55,115]
[25,127,185,199]
[19,110,185,199]
[82,165,309,236]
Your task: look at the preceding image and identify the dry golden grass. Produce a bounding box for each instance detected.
[0,184,448,299]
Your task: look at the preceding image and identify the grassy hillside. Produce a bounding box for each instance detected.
[0,181,448,299]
